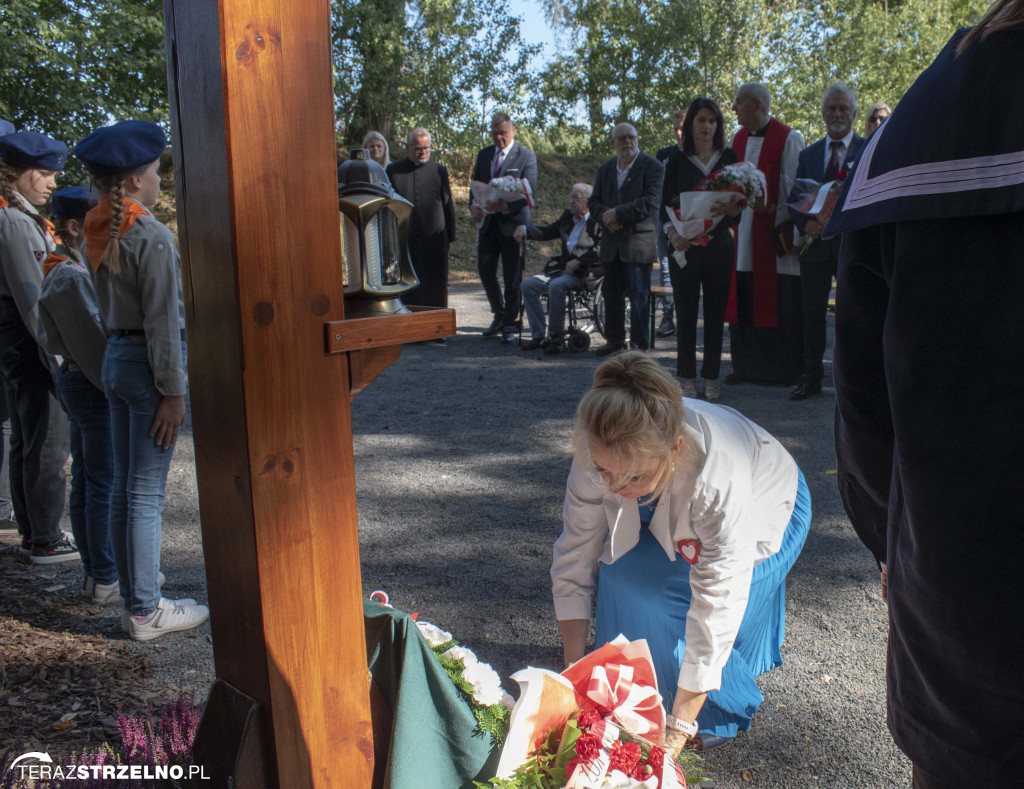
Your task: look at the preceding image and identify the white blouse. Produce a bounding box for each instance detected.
[551,398,799,693]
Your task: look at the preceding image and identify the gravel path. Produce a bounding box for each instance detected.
[1,282,909,788]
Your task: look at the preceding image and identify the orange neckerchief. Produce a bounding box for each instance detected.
[83,195,148,273]
[0,196,69,276]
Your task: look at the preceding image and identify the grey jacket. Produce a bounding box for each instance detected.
[85,206,186,396]
[589,152,664,265]
[39,259,108,390]
[0,195,52,345]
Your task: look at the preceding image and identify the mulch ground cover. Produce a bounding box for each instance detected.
[0,543,185,758]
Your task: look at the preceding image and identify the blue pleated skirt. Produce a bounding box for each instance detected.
[595,469,811,738]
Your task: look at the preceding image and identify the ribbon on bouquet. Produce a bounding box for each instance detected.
[561,635,665,737]
[583,663,663,737]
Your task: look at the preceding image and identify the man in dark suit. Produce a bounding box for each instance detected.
[469,112,539,342]
[789,83,865,400]
[513,183,601,355]
[386,127,456,313]
[589,123,664,355]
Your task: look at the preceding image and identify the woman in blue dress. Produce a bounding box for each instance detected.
[551,352,810,754]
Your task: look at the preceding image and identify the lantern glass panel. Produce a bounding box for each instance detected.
[341,214,360,289]
[365,207,402,287]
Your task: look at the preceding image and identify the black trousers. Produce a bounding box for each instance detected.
[669,237,732,380]
[600,256,651,349]
[911,764,956,789]
[798,250,838,383]
[477,222,521,326]
[0,300,68,545]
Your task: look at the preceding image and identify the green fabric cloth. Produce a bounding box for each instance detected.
[364,600,500,788]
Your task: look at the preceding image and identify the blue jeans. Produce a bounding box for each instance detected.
[103,336,186,616]
[58,364,116,584]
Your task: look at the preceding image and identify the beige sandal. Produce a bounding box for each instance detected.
[703,379,721,402]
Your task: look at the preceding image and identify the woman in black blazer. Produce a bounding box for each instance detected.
[661,98,739,402]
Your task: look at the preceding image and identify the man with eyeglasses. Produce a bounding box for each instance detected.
[386,127,457,315]
[589,122,665,355]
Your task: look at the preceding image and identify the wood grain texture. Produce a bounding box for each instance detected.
[164,0,373,786]
[325,306,457,353]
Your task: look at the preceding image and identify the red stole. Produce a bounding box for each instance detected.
[726,118,792,328]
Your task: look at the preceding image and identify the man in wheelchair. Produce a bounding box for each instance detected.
[513,183,601,355]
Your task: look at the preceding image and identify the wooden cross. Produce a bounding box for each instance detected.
[163,1,453,785]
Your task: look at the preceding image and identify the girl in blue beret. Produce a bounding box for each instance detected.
[40,186,122,604]
[76,120,209,640]
[0,131,77,564]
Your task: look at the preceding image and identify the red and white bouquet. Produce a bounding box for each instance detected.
[786,170,848,253]
[478,636,705,789]
[664,162,767,265]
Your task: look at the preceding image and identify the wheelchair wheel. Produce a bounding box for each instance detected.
[568,328,591,352]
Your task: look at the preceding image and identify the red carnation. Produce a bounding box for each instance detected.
[646,746,665,769]
[608,740,642,773]
[631,760,653,781]
[576,709,601,732]
[565,757,585,779]
[575,733,601,761]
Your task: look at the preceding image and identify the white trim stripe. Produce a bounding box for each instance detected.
[844,119,1024,211]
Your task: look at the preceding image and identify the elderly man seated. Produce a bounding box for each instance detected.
[513,183,601,355]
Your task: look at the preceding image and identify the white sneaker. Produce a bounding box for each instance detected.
[92,581,122,605]
[121,597,199,633]
[128,598,209,641]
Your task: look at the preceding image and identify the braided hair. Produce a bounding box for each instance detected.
[94,172,129,274]
[0,161,52,236]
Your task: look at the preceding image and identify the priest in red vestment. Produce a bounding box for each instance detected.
[725,82,804,386]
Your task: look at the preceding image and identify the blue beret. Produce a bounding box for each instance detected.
[50,186,99,220]
[74,120,167,178]
[0,120,14,137]
[0,131,68,170]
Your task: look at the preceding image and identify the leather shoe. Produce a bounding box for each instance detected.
[656,317,675,337]
[500,328,516,345]
[789,379,822,400]
[482,316,503,337]
[691,734,731,752]
[521,337,546,351]
[593,341,627,357]
[544,339,566,355]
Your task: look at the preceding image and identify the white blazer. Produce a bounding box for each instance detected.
[551,399,799,693]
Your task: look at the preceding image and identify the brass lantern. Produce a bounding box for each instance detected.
[338,149,420,318]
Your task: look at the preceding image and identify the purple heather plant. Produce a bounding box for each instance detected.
[0,698,203,789]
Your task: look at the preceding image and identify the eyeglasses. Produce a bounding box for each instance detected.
[869,114,887,123]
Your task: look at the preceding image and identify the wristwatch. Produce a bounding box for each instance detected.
[665,714,698,738]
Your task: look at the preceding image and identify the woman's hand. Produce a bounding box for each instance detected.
[663,728,691,761]
[663,687,707,758]
[558,619,588,668]
[667,226,691,252]
[150,395,186,450]
[711,195,743,218]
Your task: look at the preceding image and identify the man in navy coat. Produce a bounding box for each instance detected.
[789,83,864,400]
[469,113,538,341]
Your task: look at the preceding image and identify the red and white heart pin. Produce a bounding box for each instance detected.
[677,539,701,564]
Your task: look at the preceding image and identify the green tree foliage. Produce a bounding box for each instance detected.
[535,0,988,155]
[332,0,540,153]
[0,0,167,153]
